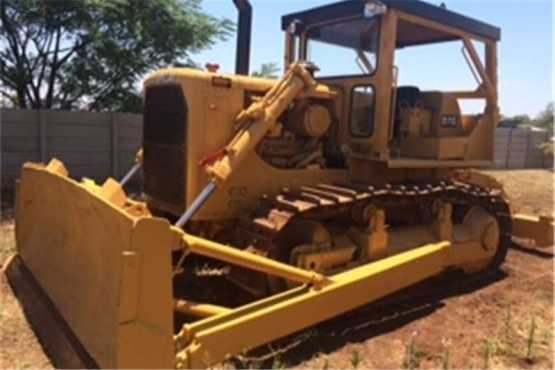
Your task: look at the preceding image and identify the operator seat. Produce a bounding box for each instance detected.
[393,86,421,138]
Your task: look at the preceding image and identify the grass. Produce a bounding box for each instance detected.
[483,338,494,369]
[440,337,451,370]
[440,347,450,369]
[539,327,552,347]
[504,305,512,339]
[479,314,547,368]
[402,340,425,369]
[271,356,286,369]
[15,361,32,369]
[0,219,15,266]
[350,350,362,369]
[525,316,537,362]
[485,337,520,359]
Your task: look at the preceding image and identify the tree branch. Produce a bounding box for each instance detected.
[45,28,63,107]
[1,1,28,107]
[34,32,54,91]
[0,88,18,106]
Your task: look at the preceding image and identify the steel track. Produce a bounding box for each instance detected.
[238,179,512,270]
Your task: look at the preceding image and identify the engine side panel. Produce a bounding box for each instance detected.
[143,69,348,220]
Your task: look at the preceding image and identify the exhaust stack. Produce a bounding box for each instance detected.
[233,0,252,75]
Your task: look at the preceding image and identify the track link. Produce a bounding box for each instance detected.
[239,179,512,269]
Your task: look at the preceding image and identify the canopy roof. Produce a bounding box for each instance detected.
[281,0,501,48]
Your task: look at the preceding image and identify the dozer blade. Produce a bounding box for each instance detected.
[4,159,177,369]
[511,214,554,248]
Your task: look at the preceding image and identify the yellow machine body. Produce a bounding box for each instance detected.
[4,1,553,369]
[142,66,345,219]
[141,5,501,222]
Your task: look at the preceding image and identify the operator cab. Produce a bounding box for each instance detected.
[282,0,501,169]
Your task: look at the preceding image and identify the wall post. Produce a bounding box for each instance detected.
[110,112,119,178]
[524,129,531,168]
[504,128,513,169]
[38,109,47,162]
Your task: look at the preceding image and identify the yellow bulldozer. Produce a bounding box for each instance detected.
[4,0,553,368]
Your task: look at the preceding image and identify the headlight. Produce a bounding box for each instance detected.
[364,0,387,17]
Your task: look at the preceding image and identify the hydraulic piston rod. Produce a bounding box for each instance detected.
[120,149,143,186]
[175,181,217,228]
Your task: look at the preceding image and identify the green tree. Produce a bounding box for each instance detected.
[0,0,233,112]
[531,102,554,166]
[501,114,531,126]
[531,102,554,137]
[252,62,280,79]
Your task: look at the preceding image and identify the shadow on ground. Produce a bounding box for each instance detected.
[509,243,554,259]
[237,268,508,368]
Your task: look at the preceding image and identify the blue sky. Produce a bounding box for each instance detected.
[194,0,553,117]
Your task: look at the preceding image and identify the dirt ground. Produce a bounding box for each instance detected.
[0,169,553,369]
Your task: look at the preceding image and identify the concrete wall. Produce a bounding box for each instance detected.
[494,126,550,169]
[1,108,550,191]
[1,108,142,190]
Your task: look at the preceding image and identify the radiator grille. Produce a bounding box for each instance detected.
[143,83,187,207]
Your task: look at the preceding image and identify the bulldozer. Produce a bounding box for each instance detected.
[4,0,553,368]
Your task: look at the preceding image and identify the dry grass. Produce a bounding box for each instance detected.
[485,169,553,215]
[0,210,53,368]
[0,209,15,264]
[0,170,552,369]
